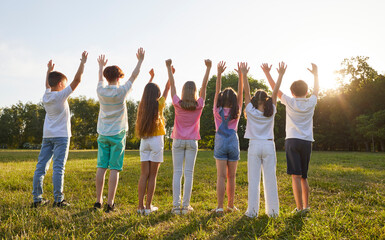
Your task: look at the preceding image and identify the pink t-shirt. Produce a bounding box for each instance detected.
[171,95,204,140]
[213,106,241,131]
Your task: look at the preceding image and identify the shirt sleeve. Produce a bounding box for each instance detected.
[56,86,73,102]
[273,104,277,114]
[121,81,133,95]
[245,102,253,114]
[280,93,289,106]
[158,96,166,111]
[197,97,204,108]
[309,94,317,106]
[172,95,180,106]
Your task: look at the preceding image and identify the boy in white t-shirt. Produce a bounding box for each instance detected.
[32,51,88,208]
[94,48,145,213]
[262,63,319,213]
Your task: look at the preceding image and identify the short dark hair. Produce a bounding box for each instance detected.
[48,71,67,87]
[103,66,124,82]
[290,80,308,97]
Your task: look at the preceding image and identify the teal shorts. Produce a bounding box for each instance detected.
[97,130,126,171]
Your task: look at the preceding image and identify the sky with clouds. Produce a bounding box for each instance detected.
[1,0,384,107]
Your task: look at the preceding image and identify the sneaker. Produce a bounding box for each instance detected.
[105,203,115,213]
[137,209,144,215]
[212,208,224,214]
[291,208,302,214]
[144,205,158,216]
[181,206,194,215]
[53,200,70,208]
[226,206,239,213]
[31,198,50,208]
[171,207,182,215]
[302,207,311,214]
[93,202,102,210]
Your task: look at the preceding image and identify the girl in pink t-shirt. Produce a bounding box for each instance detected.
[166,58,212,215]
[213,61,243,214]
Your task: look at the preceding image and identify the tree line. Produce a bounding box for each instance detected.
[1,57,384,151]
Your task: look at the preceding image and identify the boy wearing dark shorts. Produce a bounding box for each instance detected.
[263,63,319,212]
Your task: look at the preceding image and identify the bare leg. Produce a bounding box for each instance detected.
[292,174,303,210]
[301,178,309,209]
[216,160,227,209]
[138,162,150,209]
[107,170,120,206]
[226,161,238,208]
[96,168,107,204]
[145,161,161,209]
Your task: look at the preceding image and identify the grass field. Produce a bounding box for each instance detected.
[0,150,385,239]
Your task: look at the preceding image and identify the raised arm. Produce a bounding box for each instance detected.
[148,69,154,83]
[165,59,176,98]
[128,47,145,83]
[199,59,212,100]
[97,55,108,82]
[273,62,287,105]
[46,60,55,89]
[240,62,251,105]
[214,61,226,107]
[261,63,283,99]
[70,51,88,91]
[237,63,244,108]
[307,63,319,97]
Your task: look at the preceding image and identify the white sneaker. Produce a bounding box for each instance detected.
[137,209,144,215]
[171,207,181,215]
[181,206,194,215]
[144,205,158,216]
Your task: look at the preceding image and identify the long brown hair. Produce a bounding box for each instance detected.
[217,87,239,120]
[180,81,198,110]
[135,83,162,138]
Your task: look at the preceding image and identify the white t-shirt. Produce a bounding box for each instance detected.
[281,94,317,142]
[244,103,276,140]
[97,80,132,136]
[42,86,73,138]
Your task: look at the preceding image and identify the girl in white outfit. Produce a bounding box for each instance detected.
[241,62,286,218]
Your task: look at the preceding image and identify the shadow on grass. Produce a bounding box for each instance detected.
[275,213,306,239]
[210,214,270,240]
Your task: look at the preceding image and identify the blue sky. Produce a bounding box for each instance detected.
[1,0,385,107]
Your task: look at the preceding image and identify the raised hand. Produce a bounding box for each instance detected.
[80,51,88,64]
[240,62,250,75]
[47,60,55,72]
[205,59,212,68]
[234,62,242,75]
[97,55,108,68]
[217,61,227,75]
[171,65,175,74]
[136,47,145,61]
[307,63,318,75]
[261,63,272,74]
[277,61,287,75]
[149,68,154,78]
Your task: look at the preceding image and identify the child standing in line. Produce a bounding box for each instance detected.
[136,66,171,216]
[32,51,88,208]
[262,62,319,213]
[242,62,286,218]
[166,58,212,215]
[94,48,145,213]
[213,61,243,214]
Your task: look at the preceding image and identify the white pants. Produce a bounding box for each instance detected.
[172,139,198,207]
[245,139,279,217]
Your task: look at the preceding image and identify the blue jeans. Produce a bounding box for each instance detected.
[32,137,70,202]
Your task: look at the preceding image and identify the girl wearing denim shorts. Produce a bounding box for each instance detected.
[135,68,170,216]
[242,62,286,218]
[166,59,212,215]
[212,61,243,214]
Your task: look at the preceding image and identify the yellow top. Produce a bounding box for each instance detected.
[152,96,166,136]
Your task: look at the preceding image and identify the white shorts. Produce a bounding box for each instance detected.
[140,135,164,162]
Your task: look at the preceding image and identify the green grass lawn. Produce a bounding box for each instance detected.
[0,150,385,239]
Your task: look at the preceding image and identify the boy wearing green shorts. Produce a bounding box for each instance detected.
[94,48,145,212]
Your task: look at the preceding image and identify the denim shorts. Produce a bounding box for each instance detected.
[140,135,164,162]
[214,132,240,161]
[97,130,126,171]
